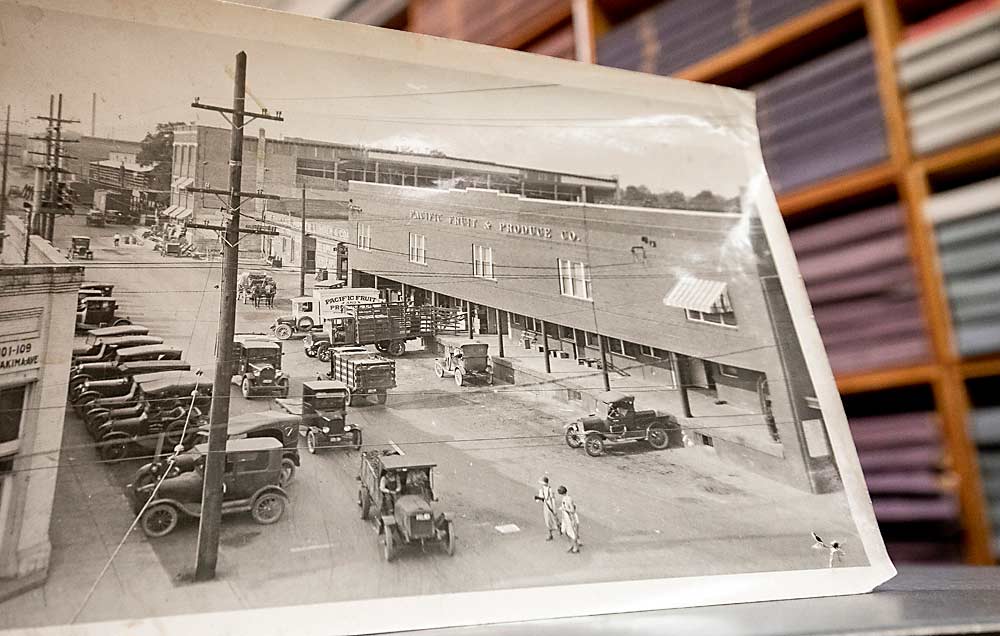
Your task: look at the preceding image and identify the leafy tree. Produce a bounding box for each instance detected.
[137,122,183,192]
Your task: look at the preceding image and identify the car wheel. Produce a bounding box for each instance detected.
[99,436,129,462]
[387,341,405,357]
[434,363,444,379]
[164,418,191,447]
[345,389,353,407]
[375,343,388,353]
[384,527,396,562]
[352,429,363,451]
[241,377,252,400]
[113,318,131,326]
[278,380,290,399]
[445,520,456,556]
[454,370,463,387]
[298,317,314,332]
[359,489,370,520]
[565,428,583,449]
[317,345,331,363]
[274,324,293,340]
[279,458,296,487]
[132,466,157,491]
[486,368,494,385]
[647,427,669,450]
[251,492,287,525]
[304,345,316,358]
[375,391,387,405]
[306,430,318,454]
[141,503,179,538]
[584,435,605,457]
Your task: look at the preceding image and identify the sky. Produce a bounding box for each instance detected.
[0,1,757,196]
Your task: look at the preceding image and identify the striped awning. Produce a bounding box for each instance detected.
[159,205,179,219]
[663,277,730,313]
[174,177,195,191]
[175,208,193,221]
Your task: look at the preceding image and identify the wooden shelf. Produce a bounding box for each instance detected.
[918,133,1000,177]
[777,162,897,217]
[836,363,938,395]
[960,355,1000,381]
[675,0,865,84]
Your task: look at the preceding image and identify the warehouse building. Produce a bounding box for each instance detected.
[345,181,839,494]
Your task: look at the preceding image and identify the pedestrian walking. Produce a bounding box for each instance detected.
[557,485,581,553]
[533,477,560,540]
[113,233,121,248]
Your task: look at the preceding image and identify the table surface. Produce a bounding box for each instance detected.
[397,566,1000,636]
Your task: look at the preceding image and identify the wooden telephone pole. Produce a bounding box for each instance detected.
[186,51,282,582]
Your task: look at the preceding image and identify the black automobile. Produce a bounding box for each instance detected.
[301,380,360,453]
[73,335,165,363]
[231,335,290,399]
[68,359,191,396]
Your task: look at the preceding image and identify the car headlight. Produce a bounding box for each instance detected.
[344,424,352,431]
[322,427,330,434]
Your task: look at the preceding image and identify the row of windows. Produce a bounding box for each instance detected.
[354,225,737,326]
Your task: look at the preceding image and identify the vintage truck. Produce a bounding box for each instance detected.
[303,302,462,358]
[271,287,381,340]
[325,348,396,406]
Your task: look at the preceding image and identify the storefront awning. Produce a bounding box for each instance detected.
[663,277,730,313]
[160,205,179,219]
[175,208,193,221]
[173,176,195,191]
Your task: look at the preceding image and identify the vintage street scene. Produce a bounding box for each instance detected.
[0,1,876,631]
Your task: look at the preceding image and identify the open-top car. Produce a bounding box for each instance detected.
[84,323,148,340]
[129,437,290,538]
[563,391,682,457]
[76,297,131,332]
[69,235,94,259]
[231,335,289,399]
[130,411,302,490]
[72,335,164,363]
[80,282,115,297]
[434,343,493,387]
[69,359,191,396]
[110,344,183,366]
[300,380,360,453]
[357,450,454,562]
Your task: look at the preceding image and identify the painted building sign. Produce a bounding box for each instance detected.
[0,339,41,372]
[409,211,581,242]
[0,308,43,373]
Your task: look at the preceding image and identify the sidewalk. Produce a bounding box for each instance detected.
[434,332,782,456]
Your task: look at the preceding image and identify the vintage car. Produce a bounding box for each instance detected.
[161,241,182,257]
[357,450,454,562]
[563,391,682,457]
[85,210,106,226]
[111,344,184,366]
[83,323,148,341]
[326,347,396,406]
[433,343,493,387]
[132,411,302,490]
[69,235,94,260]
[129,438,290,538]
[92,372,212,460]
[76,297,131,332]
[80,369,206,425]
[68,359,191,396]
[80,282,115,297]
[301,380,360,453]
[72,335,164,363]
[231,335,289,399]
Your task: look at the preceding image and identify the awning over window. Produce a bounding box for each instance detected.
[663,277,730,313]
[159,205,179,219]
[173,176,194,191]
[175,208,193,221]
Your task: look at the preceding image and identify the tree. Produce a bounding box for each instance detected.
[137,122,183,192]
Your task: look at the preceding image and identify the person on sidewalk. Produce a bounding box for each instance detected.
[533,476,560,540]
[113,233,121,248]
[558,485,581,553]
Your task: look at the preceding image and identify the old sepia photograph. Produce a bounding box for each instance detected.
[0,0,893,634]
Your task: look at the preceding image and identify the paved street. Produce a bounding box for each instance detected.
[1,215,865,628]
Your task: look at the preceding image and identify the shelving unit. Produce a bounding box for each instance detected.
[401,0,1000,564]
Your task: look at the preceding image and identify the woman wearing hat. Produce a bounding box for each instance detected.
[533,476,560,540]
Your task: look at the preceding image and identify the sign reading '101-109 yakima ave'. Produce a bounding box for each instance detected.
[0,339,41,372]
[409,211,583,242]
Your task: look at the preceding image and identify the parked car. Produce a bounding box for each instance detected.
[300,380,360,453]
[72,335,164,363]
[83,324,148,341]
[69,235,94,259]
[79,282,115,297]
[68,359,191,396]
[563,391,682,457]
[110,344,183,366]
[129,438,290,538]
[231,335,289,399]
[85,210,106,226]
[433,343,493,387]
[357,450,454,562]
[76,297,130,332]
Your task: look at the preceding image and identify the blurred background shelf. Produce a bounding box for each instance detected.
[234,0,1000,566]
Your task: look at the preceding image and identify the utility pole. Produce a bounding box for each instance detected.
[1,105,22,257]
[30,94,79,242]
[187,51,282,582]
[91,92,96,137]
[299,185,306,296]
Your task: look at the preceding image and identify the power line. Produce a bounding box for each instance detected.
[260,83,561,101]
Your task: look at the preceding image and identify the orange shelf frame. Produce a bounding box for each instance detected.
[918,132,1000,176]
[777,163,897,216]
[836,363,938,395]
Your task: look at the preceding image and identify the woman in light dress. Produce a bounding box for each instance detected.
[558,485,581,553]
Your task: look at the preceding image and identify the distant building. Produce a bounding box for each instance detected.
[0,216,83,599]
[88,152,158,191]
[65,136,143,184]
[165,125,620,253]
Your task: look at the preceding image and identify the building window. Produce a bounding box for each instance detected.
[584,331,597,347]
[686,308,738,327]
[602,336,624,355]
[511,314,524,328]
[719,364,740,378]
[473,244,494,279]
[356,223,372,251]
[640,345,665,358]
[0,384,26,459]
[557,259,592,300]
[409,233,426,264]
[623,341,641,359]
[558,325,575,340]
